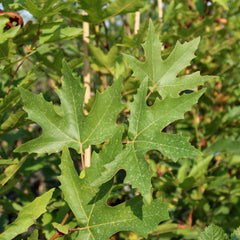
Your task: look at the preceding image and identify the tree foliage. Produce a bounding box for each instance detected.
[0,0,240,239]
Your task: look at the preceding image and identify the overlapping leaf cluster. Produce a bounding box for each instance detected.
[6,20,210,239]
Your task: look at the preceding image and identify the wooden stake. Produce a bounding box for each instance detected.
[158,0,163,21]
[83,11,91,168]
[134,11,140,34]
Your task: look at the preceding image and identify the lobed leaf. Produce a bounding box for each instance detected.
[123,19,212,99]
[15,60,125,154]
[58,146,169,239]
[89,45,118,75]
[95,78,203,198]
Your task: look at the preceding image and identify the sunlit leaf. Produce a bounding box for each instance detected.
[94,78,203,199]
[123,20,211,99]
[15,60,125,154]
[58,146,169,239]
[0,189,54,240]
[199,224,227,240]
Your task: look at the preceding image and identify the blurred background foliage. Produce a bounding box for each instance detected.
[0,0,240,239]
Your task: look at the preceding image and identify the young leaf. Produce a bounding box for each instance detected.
[94,78,203,198]
[15,60,125,154]
[123,19,212,98]
[199,224,227,240]
[58,146,169,240]
[52,222,69,235]
[0,189,54,240]
[89,45,118,75]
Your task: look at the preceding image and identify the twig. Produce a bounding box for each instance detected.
[146,85,156,101]
[49,209,72,240]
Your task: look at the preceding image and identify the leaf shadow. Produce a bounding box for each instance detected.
[87,179,113,205]
[125,195,143,220]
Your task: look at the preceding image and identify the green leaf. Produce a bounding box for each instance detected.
[199,224,227,240]
[123,20,212,99]
[81,0,144,24]
[204,139,240,155]
[0,39,16,62]
[89,45,118,75]
[52,222,69,235]
[58,146,169,239]
[0,66,38,114]
[0,16,21,44]
[91,127,124,186]
[212,0,229,10]
[0,89,22,114]
[0,156,28,188]
[0,110,31,135]
[188,155,213,179]
[0,159,14,165]
[27,229,38,240]
[0,189,54,240]
[39,26,82,44]
[95,78,203,198]
[231,226,240,240]
[15,60,125,154]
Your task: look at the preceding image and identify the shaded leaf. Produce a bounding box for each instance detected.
[27,229,38,240]
[52,222,69,235]
[212,0,229,10]
[0,110,31,135]
[0,156,28,188]
[58,146,169,240]
[0,189,54,240]
[204,139,240,155]
[89,45,118,75]
[0,66,38,114]
[188,155,213,179]
[122,19,149,48]
[80,0,144,24]
[15,60,125,154]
